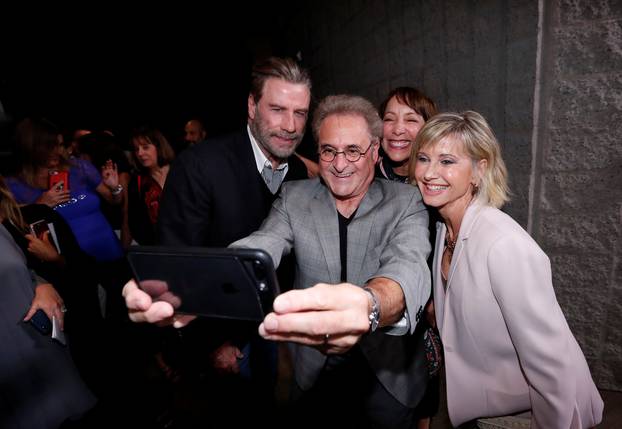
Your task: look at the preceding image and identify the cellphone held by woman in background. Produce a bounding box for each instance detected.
[29,309,52,335]
[29,219,49,239]
[49,170,69,191]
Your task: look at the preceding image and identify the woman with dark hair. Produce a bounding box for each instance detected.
[377,87,441,429]
[377,86,437,183]
[127,126,175,245]
[6,117,124,262]
[126,127,182,394]
[6,117,132,323]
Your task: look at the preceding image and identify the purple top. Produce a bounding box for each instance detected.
[6,159,124,261]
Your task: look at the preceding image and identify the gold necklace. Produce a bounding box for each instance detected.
[445,234,457,254]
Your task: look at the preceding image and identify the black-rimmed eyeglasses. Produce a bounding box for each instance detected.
[319,142,375,163]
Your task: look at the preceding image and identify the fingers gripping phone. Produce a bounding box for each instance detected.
[49,170,69,191]
[29,220,49,239]
[28,220,61,253]
[126,246,280,321]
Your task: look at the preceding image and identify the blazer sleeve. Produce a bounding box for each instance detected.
[369,189,431,334]
[229,185,294,268]
[157,151,213,246]
[487,234,589,428]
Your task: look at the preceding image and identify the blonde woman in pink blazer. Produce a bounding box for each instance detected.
[409,111,603,428]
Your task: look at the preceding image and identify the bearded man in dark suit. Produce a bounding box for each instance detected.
[155,56,311,427]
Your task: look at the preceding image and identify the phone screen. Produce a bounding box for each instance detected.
[29,309,52,335]
[29,220,50,239]
[49,170,69,191]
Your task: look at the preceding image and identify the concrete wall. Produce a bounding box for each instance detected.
[532,0,622,390]
[282,0,537,224]
[281,0,622,390]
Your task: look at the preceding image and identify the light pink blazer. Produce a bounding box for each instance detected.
[433,203,603,428]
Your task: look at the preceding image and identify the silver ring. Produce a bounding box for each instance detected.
[60,305,67,313]
[323,333,330,345]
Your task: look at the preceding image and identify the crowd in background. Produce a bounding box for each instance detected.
[0,56,603,429]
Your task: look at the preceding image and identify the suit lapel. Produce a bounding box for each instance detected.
[445,235,464,287]
[311,185,341,284]
[235,131,264,192]
[446,203,483,287]
[348,182,380,285]
[434,222,447,332]
[438,203,483,333]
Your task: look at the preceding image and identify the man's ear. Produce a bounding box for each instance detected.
[371,139,380,163]
[248,94,257,121]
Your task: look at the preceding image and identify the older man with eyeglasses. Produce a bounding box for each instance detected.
[124,94,431,428]
[238,94,432,428]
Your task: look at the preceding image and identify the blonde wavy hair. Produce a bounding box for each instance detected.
[0,176,26,231]
[409,111,510,208]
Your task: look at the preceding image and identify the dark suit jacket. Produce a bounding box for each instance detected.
[156,129,307,350]
[158,129,307,247]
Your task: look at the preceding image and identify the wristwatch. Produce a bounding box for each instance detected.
[111,184,123,196]
[363,287,380,332]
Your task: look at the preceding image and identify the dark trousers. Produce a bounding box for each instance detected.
[288,347,418,429]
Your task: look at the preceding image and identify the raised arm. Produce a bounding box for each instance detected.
[258,186,431,352]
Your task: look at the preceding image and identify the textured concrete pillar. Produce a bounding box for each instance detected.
[531,0,622,390]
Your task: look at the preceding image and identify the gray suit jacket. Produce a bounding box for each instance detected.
[232,178,431,406]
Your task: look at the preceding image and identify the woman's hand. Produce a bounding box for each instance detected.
[101,160,119,189]
[36,184,71,207]
[98,160,124,204]
[23,283,66,331]
[26,231,64,265]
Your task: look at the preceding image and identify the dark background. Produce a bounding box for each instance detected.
[0,5,299,151]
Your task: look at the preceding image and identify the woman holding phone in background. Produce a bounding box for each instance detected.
[6,117,124,262]
[6,117,131,322]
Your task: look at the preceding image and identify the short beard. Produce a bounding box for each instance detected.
[250,114,303,161]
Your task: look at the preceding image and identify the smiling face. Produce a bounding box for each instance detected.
[382,96,425,173]
[414,136,485,221]
[319,114,379,207]
[248,78,310,164]
[133,137,158,170]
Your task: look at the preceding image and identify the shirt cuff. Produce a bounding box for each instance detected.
[382,309,410,336]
